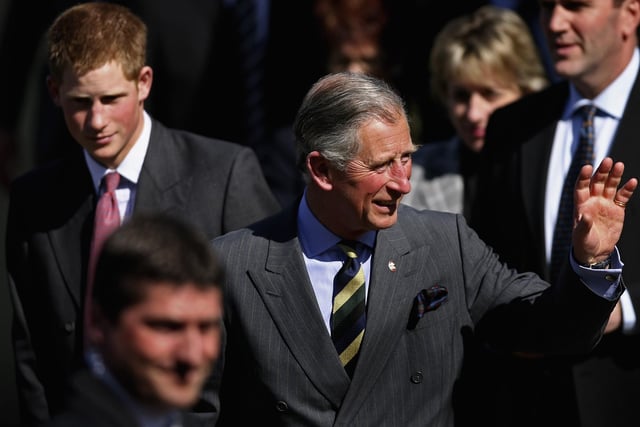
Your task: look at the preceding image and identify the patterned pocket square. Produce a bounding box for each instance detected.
[406,285,448,330]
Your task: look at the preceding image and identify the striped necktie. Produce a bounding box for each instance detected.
[331,241,366,377]
[84,172,121,347]
[550,104,596,282]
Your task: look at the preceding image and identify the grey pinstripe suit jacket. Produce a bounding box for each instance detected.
[211,203,619,426]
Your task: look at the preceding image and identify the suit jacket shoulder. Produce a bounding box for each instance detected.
[136,118,281,236]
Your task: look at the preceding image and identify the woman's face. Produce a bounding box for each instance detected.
[445,74,522,152]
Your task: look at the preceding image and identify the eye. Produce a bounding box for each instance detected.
[563,1,587,12]
[400,153,412,165]
[372,159,394,174]
[451,88,471,103]
[539,0,555,13]
[199,318,222,334]
[480,88,501,102]
[100,95,120,104]
[146,319,183,333]
[70,97,92,108]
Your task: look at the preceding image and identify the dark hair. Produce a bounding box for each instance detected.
[92,214,223,322]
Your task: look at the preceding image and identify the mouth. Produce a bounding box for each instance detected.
[551,41,578,57]
[373,200,398,212]
[471,127,485,139]
[88,133,114,145]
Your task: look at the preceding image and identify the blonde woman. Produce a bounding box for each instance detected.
[402,5,548,216]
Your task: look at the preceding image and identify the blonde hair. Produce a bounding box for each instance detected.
[430,5,548,105]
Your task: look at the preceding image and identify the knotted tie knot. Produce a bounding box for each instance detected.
[102,171,120,193]
[577,104,597,161]
[97,172,120,227]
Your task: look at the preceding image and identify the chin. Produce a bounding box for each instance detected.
[372,214,398,230]
[158,390,200,409]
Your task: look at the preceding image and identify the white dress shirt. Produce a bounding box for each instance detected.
[84,111,152,222]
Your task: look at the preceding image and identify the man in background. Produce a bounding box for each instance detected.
[6,3,278,425]
[471,0,640,425]
[45,213,224,427]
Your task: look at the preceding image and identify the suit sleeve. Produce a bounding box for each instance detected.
[6,191,51,424]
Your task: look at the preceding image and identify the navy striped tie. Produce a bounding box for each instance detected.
[550,104,596,282]
[331,241,366,377]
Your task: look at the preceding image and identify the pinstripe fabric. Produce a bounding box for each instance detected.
[211,204,617,426]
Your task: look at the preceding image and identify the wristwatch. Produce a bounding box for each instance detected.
[579,257,611,269]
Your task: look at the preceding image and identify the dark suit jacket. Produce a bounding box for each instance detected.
[43,370,205,427]
[6,118,280,425]
[210,203,620,426]
[470,78,640,426]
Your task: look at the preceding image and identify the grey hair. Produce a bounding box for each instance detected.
[294,71,408,176]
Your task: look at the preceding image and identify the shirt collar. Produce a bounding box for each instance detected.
[85,111,152,192]
[297,189,376,258]
[566,48,639,119]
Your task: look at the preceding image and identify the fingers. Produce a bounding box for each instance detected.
[575,157,637,207]
[574,163,595,206]
[614,176,638,208]
[599,159,623,199]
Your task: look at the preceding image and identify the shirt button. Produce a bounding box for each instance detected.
[275,401,289,412]
[410,371,423,384]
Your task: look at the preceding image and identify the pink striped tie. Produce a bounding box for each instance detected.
[84,172,121,346]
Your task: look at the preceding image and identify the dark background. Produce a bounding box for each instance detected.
[0,0,19,424]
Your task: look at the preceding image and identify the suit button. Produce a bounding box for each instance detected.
[275,401,288,412]
[410,371,423,384]
[64,322,75,334]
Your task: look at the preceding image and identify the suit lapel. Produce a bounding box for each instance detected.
[521,124,555,252]
[249,235,351,408]
[610,69,640,182]
[134,120,192,214]
[608,70,640,269]
[48,152,95,308]
[520,83,570,274]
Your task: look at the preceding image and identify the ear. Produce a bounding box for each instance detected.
[137,66,153,102]
[46,76,62,107]
[622,0,640,40]
[307,151,334,191]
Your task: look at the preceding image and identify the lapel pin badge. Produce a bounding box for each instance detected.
[388,261,396,272]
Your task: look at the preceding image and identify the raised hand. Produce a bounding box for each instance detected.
[571,157,638,265]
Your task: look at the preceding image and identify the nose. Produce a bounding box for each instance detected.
[87,101,107,130]
[387,160,411,195]
[545,4,567,34]
[466,93,490,123]
[176,329,210,366]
